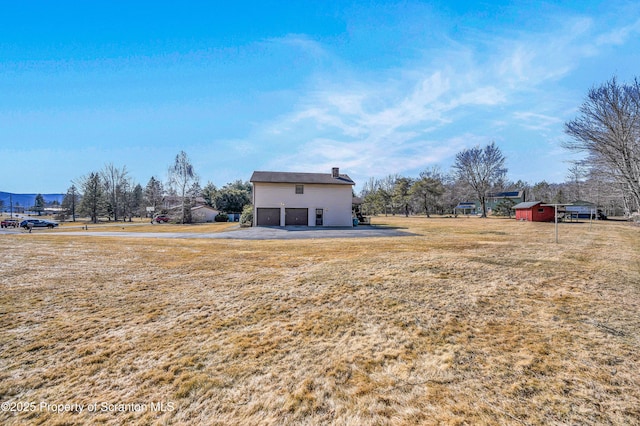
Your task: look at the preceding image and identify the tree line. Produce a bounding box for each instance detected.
[362,75,640,219]
[358,160,628,218]
[59,151,252,224]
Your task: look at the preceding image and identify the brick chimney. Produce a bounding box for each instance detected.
[332,167,340,178]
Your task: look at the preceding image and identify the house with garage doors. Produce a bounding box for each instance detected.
[250,168,355,227]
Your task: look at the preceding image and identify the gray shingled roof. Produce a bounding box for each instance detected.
[250,171,355,185]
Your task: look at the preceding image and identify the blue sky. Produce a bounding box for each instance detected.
[1,1,640,194]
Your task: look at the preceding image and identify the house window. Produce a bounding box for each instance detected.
[295,184,304,194]
[538,208,544,213]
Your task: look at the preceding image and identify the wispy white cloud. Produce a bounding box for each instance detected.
[264,33,330,59]
[257,59,516,179]
[495,17,597,88]
[596,18,640,46]
[247,8,640,186]
[513,112,563,131]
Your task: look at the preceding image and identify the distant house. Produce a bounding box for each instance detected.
[459,190,525,215]
[250,168,355,227]
[485,190,526,212]
[513,201,555,222]
[565,200,606,219]
[191,205,219,223]
[454,202,477,215]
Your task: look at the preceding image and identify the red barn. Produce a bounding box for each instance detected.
[513,201,556,222]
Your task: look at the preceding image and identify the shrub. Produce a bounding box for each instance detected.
[214,213,229,222]
[240,204,253,227]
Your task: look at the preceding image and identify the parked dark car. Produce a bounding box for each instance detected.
[1,219,19,228]
[20,219,59,229]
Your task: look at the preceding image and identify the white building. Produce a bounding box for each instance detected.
[250,168,355,227]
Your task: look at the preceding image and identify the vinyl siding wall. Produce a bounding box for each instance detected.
[253,182,353,227]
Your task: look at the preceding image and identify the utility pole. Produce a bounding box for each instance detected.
[555,204,558,243]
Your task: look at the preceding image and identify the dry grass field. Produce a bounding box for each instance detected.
[1,217,639,425]
[52,219,239,234]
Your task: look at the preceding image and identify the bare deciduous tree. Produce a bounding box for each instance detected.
[168,151,198,224]
[101,163,129,221]
[62,184,79,221]
[566,162,588,201]
[564,77,640,213]
[452,142,507,217]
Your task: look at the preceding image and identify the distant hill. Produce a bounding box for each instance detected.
[0,192,65,211]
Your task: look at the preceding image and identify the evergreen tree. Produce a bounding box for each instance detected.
[79,172,105,223]
[202,182,218,207]
[33,194,45,216]
[144,176,164,216]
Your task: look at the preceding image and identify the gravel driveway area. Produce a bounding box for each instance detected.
[6,225,414,240]
[217,225,415,240]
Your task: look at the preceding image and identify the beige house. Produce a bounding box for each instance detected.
[250,168,355,227]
